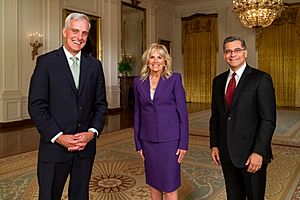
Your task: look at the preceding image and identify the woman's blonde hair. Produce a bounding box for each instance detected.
[140,43,172,81]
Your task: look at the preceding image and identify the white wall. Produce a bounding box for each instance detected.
[0,0,122,122]
[0,0,159,122]
[0,0,37,122]
[0,0,19,122]
[0,0,299,122]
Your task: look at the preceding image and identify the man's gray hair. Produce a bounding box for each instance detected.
[65,13,91,30]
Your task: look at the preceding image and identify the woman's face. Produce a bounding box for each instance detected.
[148,50,165,74]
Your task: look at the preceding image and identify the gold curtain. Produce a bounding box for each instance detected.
[257,4,300,107]
[182,14,218,103]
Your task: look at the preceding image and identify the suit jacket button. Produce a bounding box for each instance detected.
[77,123,81,127]
[78,106,82,110]
[228,117,231,120]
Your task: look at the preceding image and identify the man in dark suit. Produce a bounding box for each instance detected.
[209,36,276,200]
[28,13,107,200]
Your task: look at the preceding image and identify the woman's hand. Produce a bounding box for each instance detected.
[176,149,187,163]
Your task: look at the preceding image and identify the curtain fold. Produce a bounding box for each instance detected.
[182,14,218,103]
[257,4,300,107]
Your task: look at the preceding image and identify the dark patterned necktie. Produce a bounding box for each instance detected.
[225,72,236,109]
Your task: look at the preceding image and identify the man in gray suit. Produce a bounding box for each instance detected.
[210,36,276,200]
[28,13,107,200]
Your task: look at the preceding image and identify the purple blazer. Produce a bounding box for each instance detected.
[133,73,189,151]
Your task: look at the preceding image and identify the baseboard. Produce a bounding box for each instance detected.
[0,119,34,129]
[0,108,122,129]
[107,108,121,114]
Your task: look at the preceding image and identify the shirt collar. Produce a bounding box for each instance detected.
[229,62,246,78]
[63,46,81,61]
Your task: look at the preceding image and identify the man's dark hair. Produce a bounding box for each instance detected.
[223,36,247,51]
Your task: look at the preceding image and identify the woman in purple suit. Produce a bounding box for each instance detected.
[134,43,189,199]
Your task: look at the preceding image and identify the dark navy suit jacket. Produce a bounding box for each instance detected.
[28,47,107,162]
[209,65,276,168]
[134,73,189,151]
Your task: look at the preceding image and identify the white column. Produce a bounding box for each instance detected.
[102,0,121,109]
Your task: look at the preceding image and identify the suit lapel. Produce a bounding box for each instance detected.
[56,48,78,94]
[231,65,252,110]
[138,76,169,102]
[140,77,151,102]
[221,71,230,113]
[153,76,166,101]
[78,53,89,95]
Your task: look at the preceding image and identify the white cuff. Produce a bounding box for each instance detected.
[51,132,63,143]
[88,128,98,136]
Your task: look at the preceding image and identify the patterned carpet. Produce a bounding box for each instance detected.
[189,109,300,147]
[1,128,300,199]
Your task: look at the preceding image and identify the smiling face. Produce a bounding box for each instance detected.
[148,50,166,75]
[223,40,248,71]
[63,18,90,55]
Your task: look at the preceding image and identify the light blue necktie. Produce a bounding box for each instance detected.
[70,56,80,89]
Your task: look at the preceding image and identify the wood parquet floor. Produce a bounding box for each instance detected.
[0,103,210,159]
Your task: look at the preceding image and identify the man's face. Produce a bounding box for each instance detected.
[223,40,248,71]
[63,19,90,55]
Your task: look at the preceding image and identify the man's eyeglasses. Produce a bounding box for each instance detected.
[224,48,245,55]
